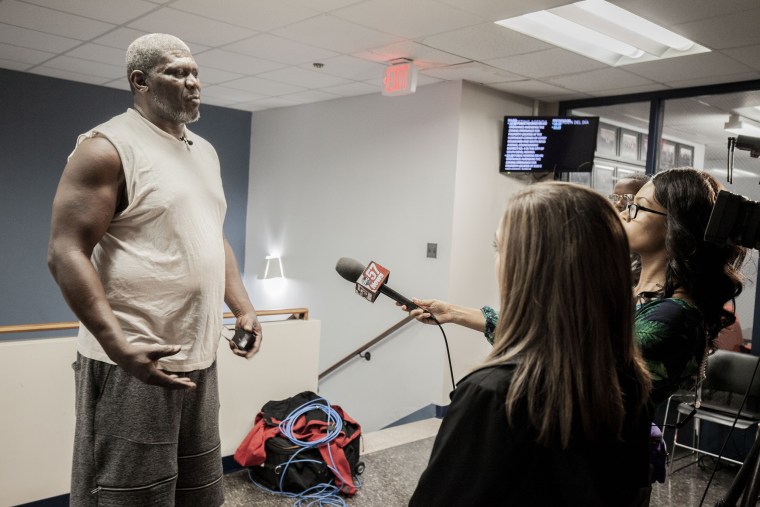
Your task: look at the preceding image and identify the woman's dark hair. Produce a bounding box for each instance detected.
[652,168,746,344]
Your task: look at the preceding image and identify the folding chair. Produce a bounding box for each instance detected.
[668,349,760,474]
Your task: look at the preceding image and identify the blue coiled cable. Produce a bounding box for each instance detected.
[247,397,360,506]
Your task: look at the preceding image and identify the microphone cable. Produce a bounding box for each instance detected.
[428,315,456,392]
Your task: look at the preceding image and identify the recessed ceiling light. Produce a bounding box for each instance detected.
[495,0,709,66]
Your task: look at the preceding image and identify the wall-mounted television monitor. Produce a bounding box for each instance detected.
[500,116,599,173]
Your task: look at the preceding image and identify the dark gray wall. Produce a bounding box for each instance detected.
[0,69,252,337]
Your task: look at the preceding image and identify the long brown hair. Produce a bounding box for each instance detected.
[481,182,651,448]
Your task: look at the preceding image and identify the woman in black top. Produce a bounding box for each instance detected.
[409,182,652,506]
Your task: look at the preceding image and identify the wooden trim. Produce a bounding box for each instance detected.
[0,308,309,335]
[223,308,309,321]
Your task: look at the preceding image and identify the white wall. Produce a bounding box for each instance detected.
[245,80,538,430]
[442,83,535,398]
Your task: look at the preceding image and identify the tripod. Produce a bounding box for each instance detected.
[714,434,760,506]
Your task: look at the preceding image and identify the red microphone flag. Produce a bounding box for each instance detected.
[355,261,390,303]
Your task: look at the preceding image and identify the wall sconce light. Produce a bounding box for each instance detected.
[260,255,284,279]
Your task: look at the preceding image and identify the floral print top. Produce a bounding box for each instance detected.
[635,297,706,405]
[481,298,705,405]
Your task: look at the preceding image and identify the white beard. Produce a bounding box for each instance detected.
[151,93,200,124]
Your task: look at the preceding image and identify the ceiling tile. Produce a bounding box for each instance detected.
[258,66,351,88]
[194,49,286,75]
[625,52,754,83]
[93,30,209,58]
[322,81,378,96]
[66,43,126,66]
[415,74,443,86]
[92,28,150,50]
[223,76,307,96]
[289,0,365,12]
[434,0,570,21]
[30,66,111,85]
[200,95,240,107]
[299,55,387,81]
[537,91,591,102]
[592,83,670,97]
[41,55,125,79]
[225,34,339,66]
[243,96,301,109]
[421,62,523,84]
[0,23,81,53]
[490,79,574,99]
[486,48,607,79]
[333,0,483,39]
[201,85,265,103]
[675,9,760,50]
[197,67,244,85]
[127,7,257,47]
[1,0,759,114]
[170,0,320,32]
[22,0,159,24]
[273,14,402,53]
[0,58,33,72]
[723,46,760,71]
[421,22,552,61]
[0,42,54,65]
[93,27,209,54]
[279,89,341,104]
[355,40,469,68]
[0,0,114,40]
[613,0,760,27]
[231,102,271,112]
[667,72,760,90]
[547,68,655,93]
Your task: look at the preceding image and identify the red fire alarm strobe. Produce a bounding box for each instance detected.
[382,62,418,96]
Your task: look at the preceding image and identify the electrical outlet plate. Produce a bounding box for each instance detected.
[427,243,437,258]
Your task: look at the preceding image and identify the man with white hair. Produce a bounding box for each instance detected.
[48,33,260,506]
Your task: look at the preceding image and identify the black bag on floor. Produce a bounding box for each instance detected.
[234,391,364,495]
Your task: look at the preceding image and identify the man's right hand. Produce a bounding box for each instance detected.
[113,343,196,390]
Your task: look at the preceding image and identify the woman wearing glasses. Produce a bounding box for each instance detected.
[403,168,745,406]
[621,168,745,404]
[609,173,650,212]
[409,182,652,506]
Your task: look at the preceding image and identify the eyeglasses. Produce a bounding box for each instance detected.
[608,193,635,205]
[626,203,667,219]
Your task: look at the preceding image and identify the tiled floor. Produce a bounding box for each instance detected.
[223,420,742,507]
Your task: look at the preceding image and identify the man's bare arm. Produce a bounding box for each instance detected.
[48,136,195,389]
[223,237,262,358]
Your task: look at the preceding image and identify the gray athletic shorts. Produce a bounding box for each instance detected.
[70,353,224,507]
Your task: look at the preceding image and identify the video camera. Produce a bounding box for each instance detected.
[706,135,760,248]
[706,190,760,249]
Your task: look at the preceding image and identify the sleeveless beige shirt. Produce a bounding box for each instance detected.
[75,109,227,372]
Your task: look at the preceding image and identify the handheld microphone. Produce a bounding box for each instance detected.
[335,257,418,310]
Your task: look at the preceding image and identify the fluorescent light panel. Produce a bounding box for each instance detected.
[495,0,709,66]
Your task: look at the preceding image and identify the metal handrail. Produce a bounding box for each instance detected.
[0,308,309,335]
[318,315,415,380]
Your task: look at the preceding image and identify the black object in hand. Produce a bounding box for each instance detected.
[232,328,255,351]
